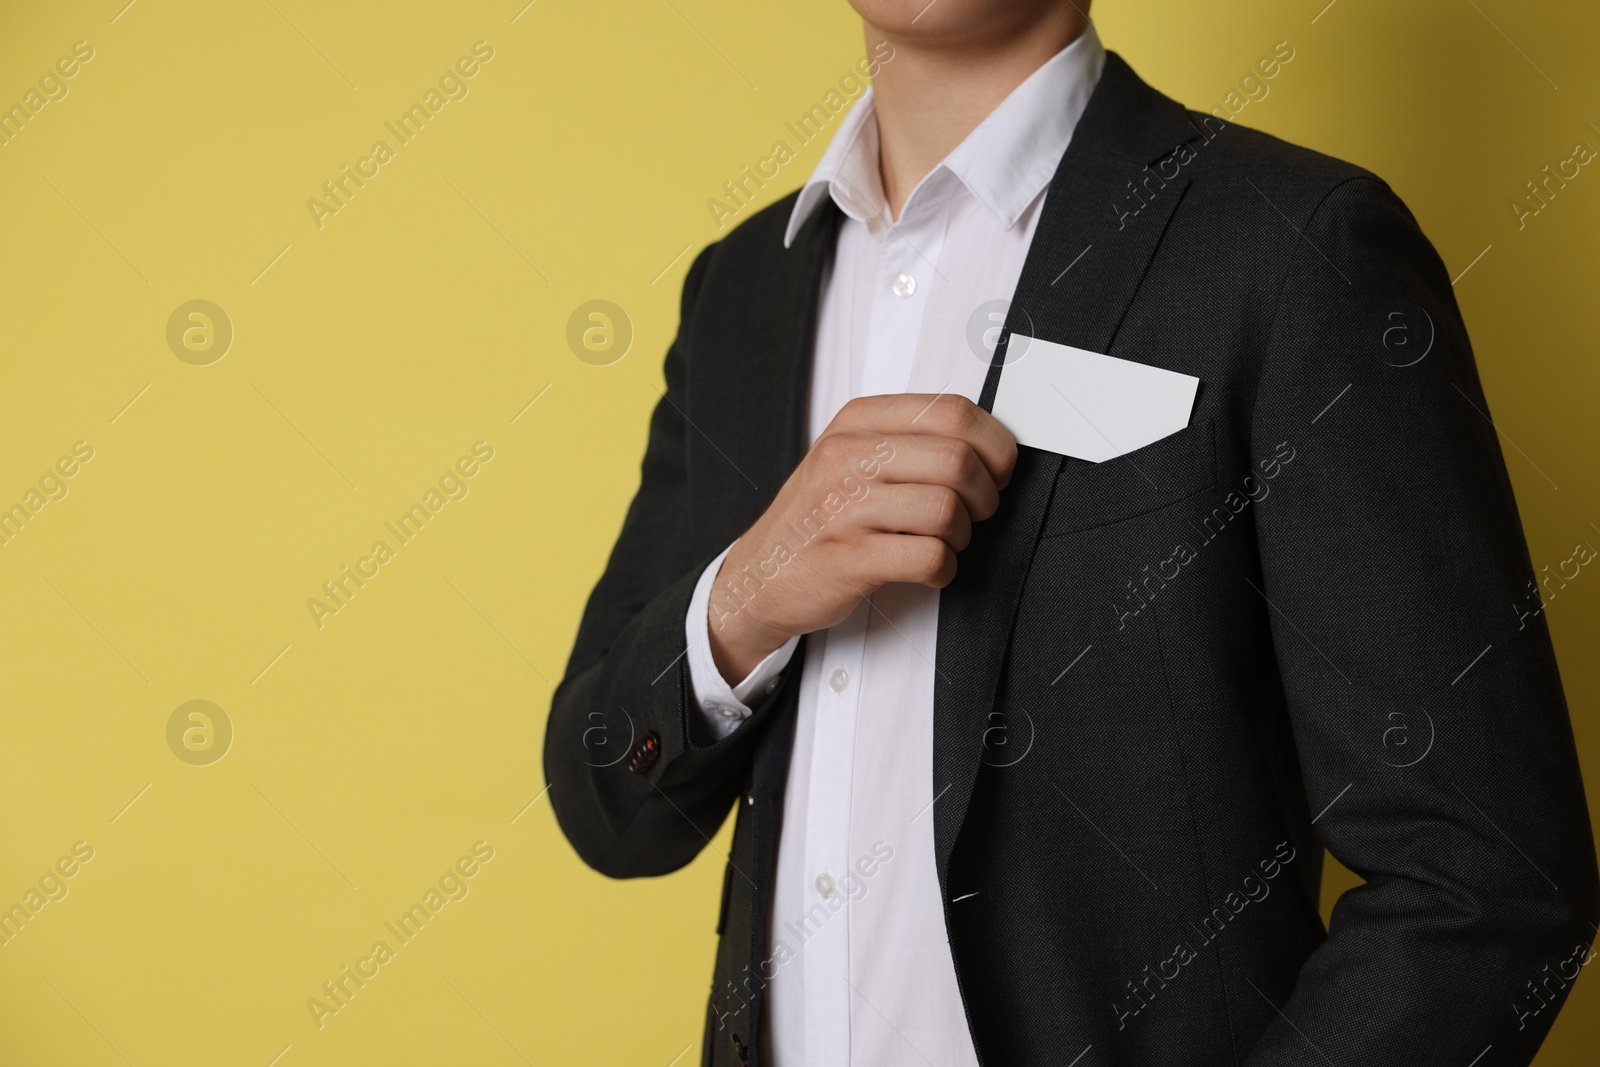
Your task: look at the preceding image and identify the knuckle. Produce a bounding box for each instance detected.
[935,394,976,434]
[815,434,855,465]
[939,440,977,480]
[926,486,960,530]
[828,397,868,433]
[912,537,948,579]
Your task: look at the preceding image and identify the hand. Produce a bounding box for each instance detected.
[706,393,1017,681]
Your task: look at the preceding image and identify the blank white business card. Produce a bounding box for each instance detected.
[992,335,1199,463]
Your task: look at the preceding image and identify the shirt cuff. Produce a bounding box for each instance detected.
[686,542,801,742]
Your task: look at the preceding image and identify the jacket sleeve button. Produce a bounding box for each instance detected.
[626,731,661,775]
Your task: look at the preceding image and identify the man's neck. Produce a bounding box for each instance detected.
[864,8,1091,220]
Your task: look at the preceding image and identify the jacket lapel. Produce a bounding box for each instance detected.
[702,196,841,545]
[932,52,1210,886]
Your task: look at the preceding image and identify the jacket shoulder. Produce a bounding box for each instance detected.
[1177,109,1393,219]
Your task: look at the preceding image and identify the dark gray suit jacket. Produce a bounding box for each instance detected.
[544,51,1598,1067]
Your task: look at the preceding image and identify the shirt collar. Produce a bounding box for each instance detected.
[783,22,1106,248]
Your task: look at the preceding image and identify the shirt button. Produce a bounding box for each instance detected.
[714,703,745,721]
[814,872,836,898]
[892,272,917,298]
[764,676,781,696]
[828,668,850,693]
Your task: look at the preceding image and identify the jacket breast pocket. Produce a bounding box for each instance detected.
[1038,417,1216,539]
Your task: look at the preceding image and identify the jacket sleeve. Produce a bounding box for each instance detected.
[1244,177,1599,1064]
[542,241,791,879]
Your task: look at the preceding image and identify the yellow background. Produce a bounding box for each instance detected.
[1,1,1596,1063]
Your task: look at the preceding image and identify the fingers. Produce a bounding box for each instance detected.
[848,482,973,550]
[831,433,1000,521]
[854,533,958,589]
[823,394,1018,489]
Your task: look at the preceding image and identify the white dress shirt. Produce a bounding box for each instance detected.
[685,26,1105,1066]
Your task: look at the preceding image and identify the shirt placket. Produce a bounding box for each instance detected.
[800,196,948,1067]
[800,609,868,1066]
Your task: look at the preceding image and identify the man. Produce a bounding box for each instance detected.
[545,1,1598,1064]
